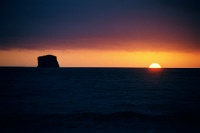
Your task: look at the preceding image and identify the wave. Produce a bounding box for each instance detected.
[1,111,200,133]
[1,111,200,123]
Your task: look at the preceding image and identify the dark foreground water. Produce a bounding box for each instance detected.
[0,67,200,133]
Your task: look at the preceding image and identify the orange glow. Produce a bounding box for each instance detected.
[149,63,161,68]
[0,49,200,68]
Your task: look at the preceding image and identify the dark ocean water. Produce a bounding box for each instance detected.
[0,67,200,133]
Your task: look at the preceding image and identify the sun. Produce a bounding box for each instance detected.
[149,63,162,68]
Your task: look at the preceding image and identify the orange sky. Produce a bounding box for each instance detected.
[0,49,200,68]
[1,0,200,68]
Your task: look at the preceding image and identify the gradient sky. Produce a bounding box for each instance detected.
[0,0,200,67]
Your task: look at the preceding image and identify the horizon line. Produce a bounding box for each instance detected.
[0,66,199,69]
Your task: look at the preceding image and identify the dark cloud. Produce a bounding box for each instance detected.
[159,0,200,12]
[0,0,199,51]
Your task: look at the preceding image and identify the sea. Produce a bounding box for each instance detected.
[0,67,200,133]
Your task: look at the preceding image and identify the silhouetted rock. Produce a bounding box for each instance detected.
[37,55,59,68]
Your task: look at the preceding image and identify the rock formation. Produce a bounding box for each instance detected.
[37,55,59,68]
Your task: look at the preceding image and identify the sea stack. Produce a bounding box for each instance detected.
[37,55,59,68]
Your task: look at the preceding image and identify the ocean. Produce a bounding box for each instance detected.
[0,67,200,133]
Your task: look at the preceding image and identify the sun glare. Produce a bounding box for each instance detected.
[149,63,162,68]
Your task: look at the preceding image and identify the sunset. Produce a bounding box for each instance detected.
[1,0,200,133]
[0,0,200,68]
[1,49,200,68]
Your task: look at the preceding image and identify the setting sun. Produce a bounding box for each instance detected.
[149,63,162,68]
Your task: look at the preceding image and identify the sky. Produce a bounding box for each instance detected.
[0,0,200,67]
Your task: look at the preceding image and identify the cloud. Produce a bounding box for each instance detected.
[0,0,200,51]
